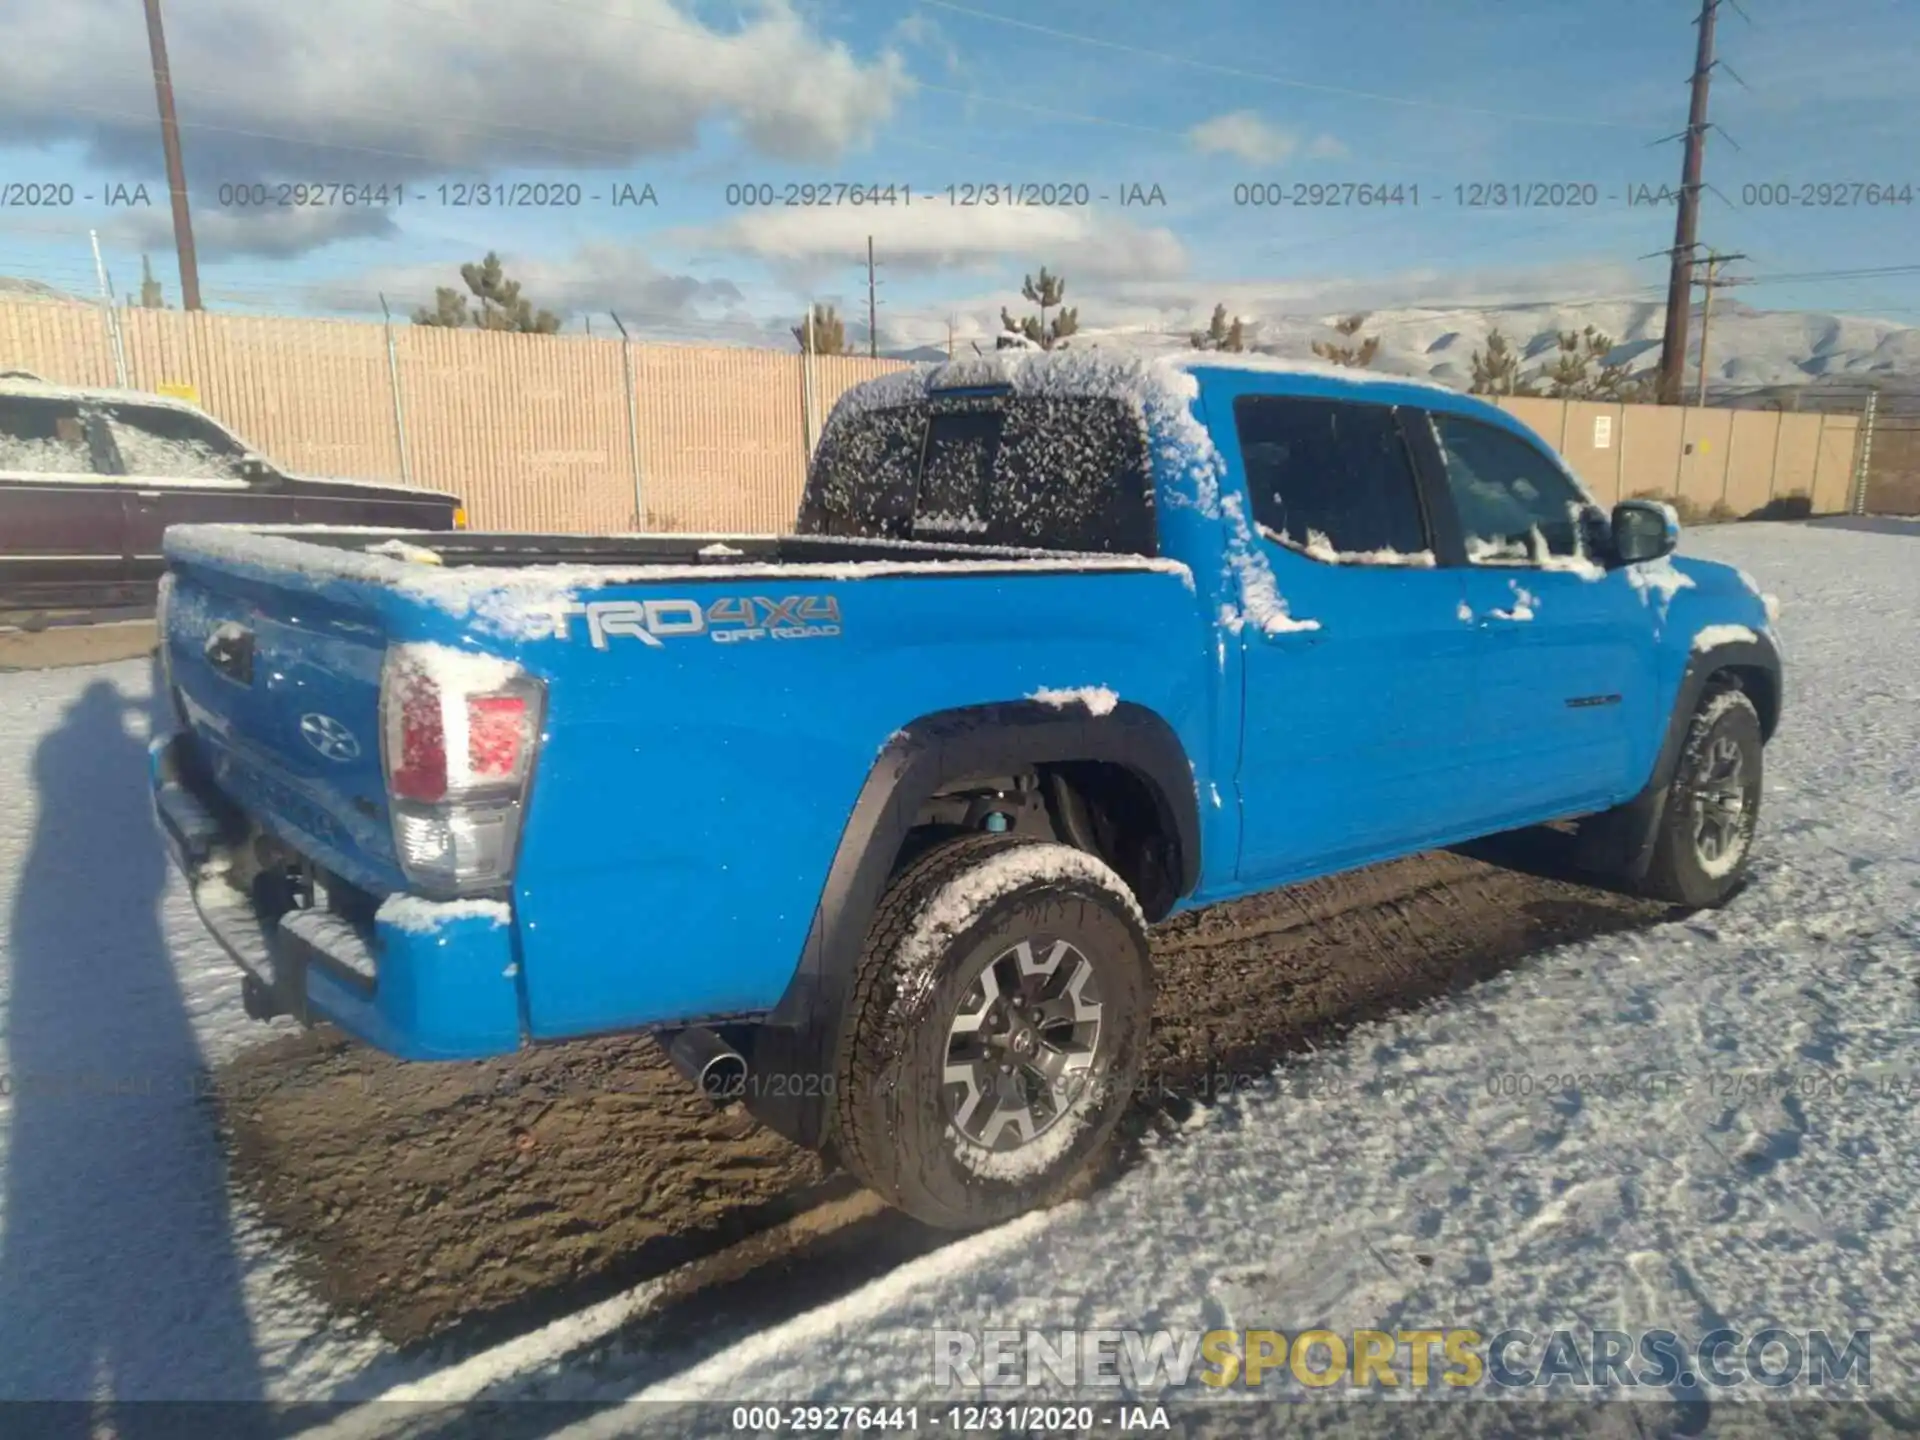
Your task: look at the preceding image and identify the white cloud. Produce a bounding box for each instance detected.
[1187,111,1344,167]
[0,1,907,217]
[105,205,398,261]
[676,199,1188,284]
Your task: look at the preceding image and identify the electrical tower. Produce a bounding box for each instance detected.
[1692,250,1750,406]
[1656,0,1726,405]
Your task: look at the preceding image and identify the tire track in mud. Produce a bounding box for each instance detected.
[215,840,1679,1388]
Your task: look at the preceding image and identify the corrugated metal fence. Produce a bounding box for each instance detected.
[0,297,1865,531]
[0,299,909,534]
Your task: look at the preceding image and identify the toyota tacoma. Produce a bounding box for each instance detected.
[149,351,1783,1228]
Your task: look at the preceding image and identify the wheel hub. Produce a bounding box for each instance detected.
[943,937,1105,1152]
[1689,733,1751,869]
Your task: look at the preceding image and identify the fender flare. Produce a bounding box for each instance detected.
[1586,631,1783,882]
[744,698,1200,1151]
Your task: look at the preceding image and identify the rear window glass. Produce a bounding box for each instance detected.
[798,393,1157,555]
[0,396,95,475]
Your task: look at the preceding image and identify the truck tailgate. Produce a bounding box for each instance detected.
[160,559,405,895]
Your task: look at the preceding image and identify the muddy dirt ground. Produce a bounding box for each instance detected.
[216,838,1679,1356]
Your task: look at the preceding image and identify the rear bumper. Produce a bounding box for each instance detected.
[150,730,525,1061]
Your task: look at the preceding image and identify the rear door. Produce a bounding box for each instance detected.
[0,393,130,607]
[1412,409,1655,824]
[1215,387,1482,883]
[98,401,292,587]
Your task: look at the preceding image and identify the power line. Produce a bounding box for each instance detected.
[1691,249,1751,405]
[141,0,201,310]
[914,0,1659,131]
[1657,0,1727,405]
[866,237,879,360]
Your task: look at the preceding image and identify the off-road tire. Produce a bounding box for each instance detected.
[1638,687,1764,907]
[833,833,1153,1230]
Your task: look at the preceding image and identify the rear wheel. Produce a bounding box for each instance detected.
[1638,686,1764,907]
[833,834,1152,1229]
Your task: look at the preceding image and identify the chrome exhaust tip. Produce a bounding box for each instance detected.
[666,1026,748,1104]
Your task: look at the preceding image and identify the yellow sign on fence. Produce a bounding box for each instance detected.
[156,381,200,406]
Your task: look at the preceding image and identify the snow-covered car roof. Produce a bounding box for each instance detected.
[0,374,216,415]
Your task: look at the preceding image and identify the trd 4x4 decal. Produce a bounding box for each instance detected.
[533,595,843,648]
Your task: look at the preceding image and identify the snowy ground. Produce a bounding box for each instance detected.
[0,520,1914,1431]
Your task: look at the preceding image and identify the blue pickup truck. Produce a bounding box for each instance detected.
[150,351,1782,1228]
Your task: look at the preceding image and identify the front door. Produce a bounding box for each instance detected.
[97,401,289,585]
[1415,409,1656,826]
[1216,388,1482,885]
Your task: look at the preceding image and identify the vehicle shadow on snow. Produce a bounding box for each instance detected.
[0,672,269,1433]
[217,843,1682,1418]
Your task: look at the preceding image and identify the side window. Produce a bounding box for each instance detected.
[1232,395,1428,557]
[1430,414,1590,562]
[0,396,98,475]
[99,404,249,480]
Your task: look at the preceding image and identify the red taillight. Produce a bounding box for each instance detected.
[389,671,449,802]
[466,695,528,781]
[381,647,542,805]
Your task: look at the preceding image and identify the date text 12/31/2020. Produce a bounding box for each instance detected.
[1229,179,1918,207]
[726,1404,1174,1433]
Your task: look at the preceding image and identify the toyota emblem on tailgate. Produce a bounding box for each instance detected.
[299,713,361,762]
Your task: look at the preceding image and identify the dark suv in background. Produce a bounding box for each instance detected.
[0,373,464,612]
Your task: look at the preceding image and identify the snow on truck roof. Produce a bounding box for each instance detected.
[829,349,1467,424]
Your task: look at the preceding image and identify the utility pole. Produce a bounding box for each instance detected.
[946,315,955,360]
[142,0,202,310]
[1656,0,1721,405]
[1692,249,1749,406]
[865,237,879,359]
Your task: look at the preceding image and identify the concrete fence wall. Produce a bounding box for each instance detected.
[0,298,1863,533]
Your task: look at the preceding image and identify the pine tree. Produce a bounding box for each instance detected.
[1540,326,1653,403]
[138,254,166,309]
[1000,267,1077,350]
[793,303,852,354]
[1311,313,1379,368]
[1468,328,1538,397]
[412,252,561,333]
[1544,330,1591,398]
[1191,303,1246,353]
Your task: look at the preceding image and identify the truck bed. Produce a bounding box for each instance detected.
[155,520,1208,1051]
[185,525,1174,572]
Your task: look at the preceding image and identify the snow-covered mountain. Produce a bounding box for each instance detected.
[1052,299,1920,397]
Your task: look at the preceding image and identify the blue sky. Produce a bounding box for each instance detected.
[0,0,1914,349]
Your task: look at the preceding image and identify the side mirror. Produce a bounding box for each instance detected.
[239,455,281,485]
[1610,498,1678,564]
